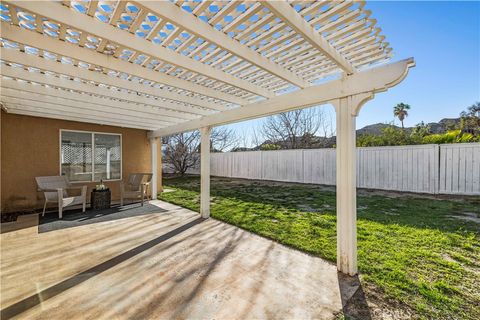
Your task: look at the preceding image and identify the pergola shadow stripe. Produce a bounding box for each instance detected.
[0,217,205,320]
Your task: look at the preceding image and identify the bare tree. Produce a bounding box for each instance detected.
[163,131,200,176]
[319,108,336,138]
[251,127,263,149]
[259,107,328,149]
[211,127,239,152]
[231,129,255,152]
[163,127,238,175]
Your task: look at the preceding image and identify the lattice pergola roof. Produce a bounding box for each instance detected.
[0,0,415,277]
[1,0,393,131]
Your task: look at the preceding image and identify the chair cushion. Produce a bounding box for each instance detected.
[62,196,85,207]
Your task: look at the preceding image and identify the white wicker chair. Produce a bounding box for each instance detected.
[120,173,152,206]
[36,176,87,219]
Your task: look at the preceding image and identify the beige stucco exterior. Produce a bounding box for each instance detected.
[1,111,160,213]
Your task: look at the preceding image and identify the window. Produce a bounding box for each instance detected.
[60,130,121,182]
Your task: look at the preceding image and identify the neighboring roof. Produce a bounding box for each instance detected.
[0,0,393,131]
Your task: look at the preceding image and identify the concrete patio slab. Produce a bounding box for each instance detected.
[1,200,348,319]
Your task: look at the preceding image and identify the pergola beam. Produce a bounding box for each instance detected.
[7,1,273,98]
[3,105,154,130]
[0,22,246,106]
[0,66,199,122]
[0,87,173,126]
[263,1,356,74]
[0,96,164,129]
[0,79,180,123]
[137,0,309,89]
[149,58,415,137]
[0,48,217,115]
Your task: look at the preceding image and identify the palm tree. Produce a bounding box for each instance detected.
[393,103,411,129]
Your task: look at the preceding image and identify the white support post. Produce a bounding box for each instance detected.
[333,93,373,276]
[200,127,212,218]
[150,137,158,199]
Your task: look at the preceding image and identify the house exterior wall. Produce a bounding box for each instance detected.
[1,111,155,213]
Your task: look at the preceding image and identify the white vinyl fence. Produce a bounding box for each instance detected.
[439,143,480,195]
[179,143,480,195]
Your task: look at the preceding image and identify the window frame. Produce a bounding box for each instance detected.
[59,129,123,183]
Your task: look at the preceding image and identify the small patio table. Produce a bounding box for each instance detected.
[91,189,111,210]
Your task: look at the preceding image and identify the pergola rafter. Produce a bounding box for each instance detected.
[263,1,356,74]
[0,23,246,106]
[0,0,413,276]
[137,0,310,89]
[7,1,274,99]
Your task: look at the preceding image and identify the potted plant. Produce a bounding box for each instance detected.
[95,179,109,191]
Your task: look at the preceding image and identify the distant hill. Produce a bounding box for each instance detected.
[356,123,401,136]
[232,118,463,151]
[426,118,462,134]
[356,118,462,136]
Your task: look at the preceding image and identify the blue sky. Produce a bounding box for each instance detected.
[224,1,480,146]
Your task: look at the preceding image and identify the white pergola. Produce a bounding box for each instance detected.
[0,0,414,275]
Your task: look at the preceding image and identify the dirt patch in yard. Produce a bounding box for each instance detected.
[362,285,417,320]
[205,176,479,203]
[337,275,417,320]
[296,204,323,212]
[447,212,480,224]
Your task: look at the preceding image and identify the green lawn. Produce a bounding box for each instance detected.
[159,176,480,319]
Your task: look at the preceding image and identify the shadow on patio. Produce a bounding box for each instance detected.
[38,202,169,233]
[0,200,366,319]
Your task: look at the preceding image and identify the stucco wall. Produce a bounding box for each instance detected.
[1,111,155,213]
